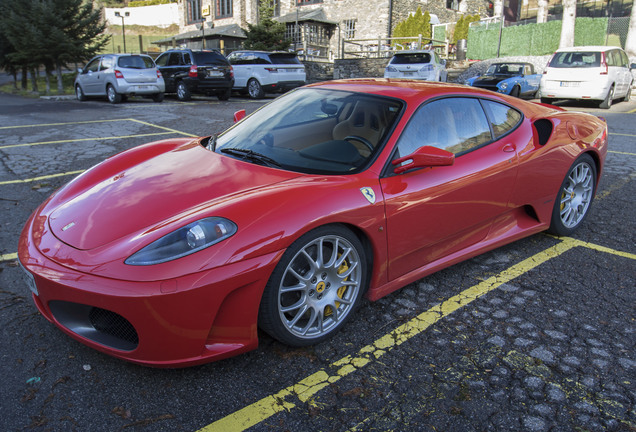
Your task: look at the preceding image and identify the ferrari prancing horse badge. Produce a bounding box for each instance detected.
[360,187,376,204]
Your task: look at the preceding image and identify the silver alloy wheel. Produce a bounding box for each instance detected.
[248,79,263,99]
[277,234,362,340]
[558,160,594,228]
[177,83,187,100]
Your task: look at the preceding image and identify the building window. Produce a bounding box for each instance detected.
[262,0,280,17]
[187,0,203,23]
[446,0,460,11]
[216,0,233,18]
[343,19,356,39]
[297,0,323,5]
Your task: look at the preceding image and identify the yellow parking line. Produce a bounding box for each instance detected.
[0,119,131,130]
[0,253,17,262]
[127,119,198,137]
[0,132,175,150]
[0,170,85,186]
[608,150,636,156]
[198,236,635,432]
[610,132,636,137]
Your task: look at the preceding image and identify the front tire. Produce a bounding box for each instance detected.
[247,78,264,99]
[510,85,521,98]
[259,225,368,346]
[152,92,164,103]
[540,97,554,105]
[106,85,121,104]
[548,154,597,236]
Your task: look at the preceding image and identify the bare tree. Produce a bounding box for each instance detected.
[537,0,549,24]
[625,1,636,57]
[559,0,576,48]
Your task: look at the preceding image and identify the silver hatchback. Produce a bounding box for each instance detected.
[75,54,165,103]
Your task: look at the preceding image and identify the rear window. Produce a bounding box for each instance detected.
[193,51,229,66]
[548,51,601,68]
[117,56,154,69]
[268,53,301,65]
[390,53,431,65]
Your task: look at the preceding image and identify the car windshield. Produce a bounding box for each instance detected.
[269,53,301,64]
[549,51,601,68]
[390,53,432,64]
[117,56,154,69]
[214,88,403,174]
[486,63,523,75]
[193,51,227,66]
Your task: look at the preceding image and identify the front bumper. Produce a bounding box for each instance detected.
[18,213,282,367]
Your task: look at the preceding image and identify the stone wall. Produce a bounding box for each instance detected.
[333,58,389,80]
[303,61,335,83]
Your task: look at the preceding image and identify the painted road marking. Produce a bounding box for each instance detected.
[0,132,175,150]
[0,170,85,186]
[0,253,17,262]
[0,119,133,130]
[608,150,636,156]
[197,237,635,432]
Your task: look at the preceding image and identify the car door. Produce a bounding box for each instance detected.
[227,52,249,88]
[380,97,522,280]
[155,52,183,92]
[77,57,102,95]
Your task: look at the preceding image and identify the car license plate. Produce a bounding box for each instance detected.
[560,81,579,87]
[136,85,149,90]
[208,71,224,77]
[19,262,38,296]
[404,71,415,76]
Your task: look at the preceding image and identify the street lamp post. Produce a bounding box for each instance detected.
[114,11,130,53]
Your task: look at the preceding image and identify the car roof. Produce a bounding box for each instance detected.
[555,45,622,53]
[392,50,435,55]
[231,50,296,55]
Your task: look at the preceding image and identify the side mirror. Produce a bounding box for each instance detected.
[77,68,84,74]
[392,146,454,174]
[233,109,246,123]
[630,63,636,70]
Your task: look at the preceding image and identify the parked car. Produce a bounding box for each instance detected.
[540,45,634,109]
[20,79,607,367]
[384,50,448,81]
[155,49,234,101]
[465,62,542,98]
[226,50,306,99]
[74,54,165,104]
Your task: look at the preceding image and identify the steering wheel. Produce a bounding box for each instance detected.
[343,135,374,152]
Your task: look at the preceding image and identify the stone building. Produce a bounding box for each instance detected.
[165,0,493,58]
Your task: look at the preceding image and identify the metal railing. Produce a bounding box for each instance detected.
[340,35,450,59]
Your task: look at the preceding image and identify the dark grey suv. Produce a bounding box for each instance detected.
[155,49,234,101]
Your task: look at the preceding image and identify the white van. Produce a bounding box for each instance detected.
[540,46,634,109]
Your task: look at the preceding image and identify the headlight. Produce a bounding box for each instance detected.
[125,217,237,265]
[499,82,509,90]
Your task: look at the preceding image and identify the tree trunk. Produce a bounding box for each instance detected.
[56,63,64,94]
[30,68,39,93]
[559,0,576,49]
[537,0,549,24]
[493,0,503,17]
[625,1,636,57]
[21,68,27,90]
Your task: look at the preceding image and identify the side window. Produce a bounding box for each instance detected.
[100,57,114,70]
[85,58,100,73]
[606,51,617,67]
[620,50,629,67]
[168,53,181,66]
[183,53,192,65]
[396,98,492,157]
[482,100,522,139]
[155,53,168,67]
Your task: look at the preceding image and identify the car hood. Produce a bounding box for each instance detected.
[48,139,302,250]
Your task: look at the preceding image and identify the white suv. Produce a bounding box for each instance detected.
[384,50,448,82]
[226,51,306,99]
[540,46,634,109]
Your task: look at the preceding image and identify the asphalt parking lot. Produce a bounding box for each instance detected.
[0,92,634,432]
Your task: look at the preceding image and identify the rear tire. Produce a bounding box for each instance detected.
[540,97,554,105]
[547,153,597,236]
[152,93,164,103]
[106,85,121,104]
[75,85,86,101]
[217,88,231,101]
[599,85,614,109]
[247,79,264,99]
[176,81,191,101]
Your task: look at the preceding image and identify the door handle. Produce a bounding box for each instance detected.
[502,144,516,152]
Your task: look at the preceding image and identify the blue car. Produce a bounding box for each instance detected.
[465,62,541,99]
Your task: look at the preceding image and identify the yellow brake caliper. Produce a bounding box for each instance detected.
[324,259,349,317]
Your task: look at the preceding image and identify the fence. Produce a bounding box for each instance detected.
[467,16,630,60]
[340,35,450,59]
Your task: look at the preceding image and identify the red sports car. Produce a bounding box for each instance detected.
[19,80,608,367]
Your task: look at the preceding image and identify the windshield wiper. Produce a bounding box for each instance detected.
[220,148,281,168]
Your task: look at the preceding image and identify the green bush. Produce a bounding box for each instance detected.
[128,0,175,7]
[467,17,609,60]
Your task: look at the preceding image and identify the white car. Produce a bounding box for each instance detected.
[384,50,448,82]
[226,51,306,99]
[540,46,634,109]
